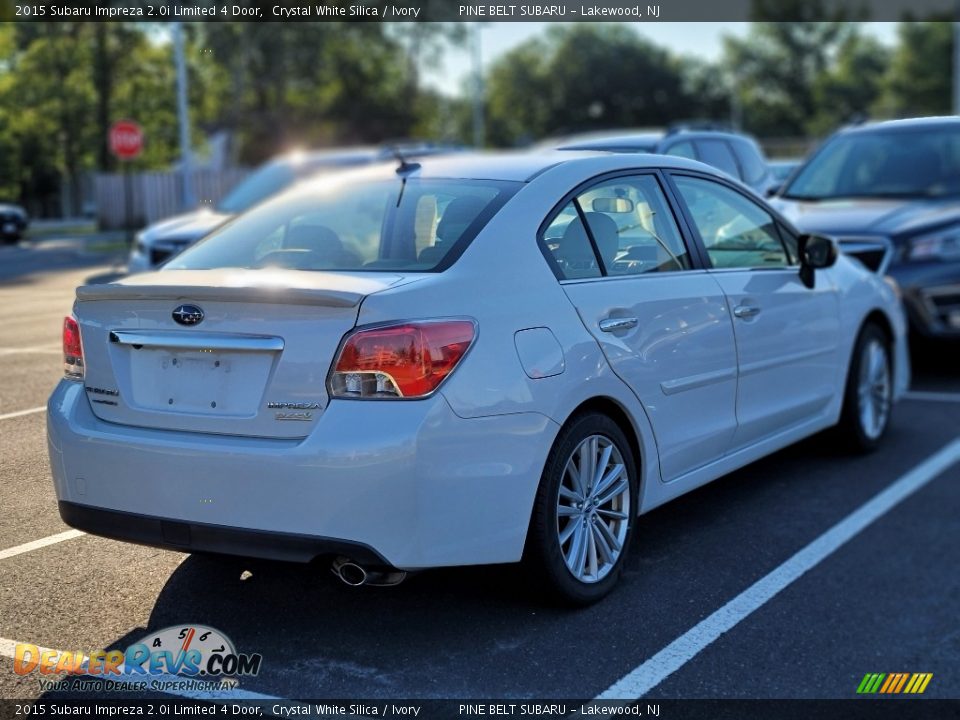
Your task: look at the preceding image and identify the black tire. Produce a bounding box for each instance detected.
[835,323,893,453]
[526,411,638,606]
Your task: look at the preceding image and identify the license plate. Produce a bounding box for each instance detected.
[125,348,272,416]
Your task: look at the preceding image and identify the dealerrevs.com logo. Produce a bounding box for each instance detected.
[13,625,262,693]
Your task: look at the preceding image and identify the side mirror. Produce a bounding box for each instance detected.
[765,184,782,198]
[798,234,838,288]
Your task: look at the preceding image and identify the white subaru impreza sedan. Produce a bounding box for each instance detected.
[47,153,909,604]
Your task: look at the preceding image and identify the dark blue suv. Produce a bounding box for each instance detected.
[773,117,960,341]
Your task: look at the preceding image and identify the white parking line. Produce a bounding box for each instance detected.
[595,438,960,701]
[903,391,960,403]
[0,406,46,421]
[0,636,280,701]
[0,530,85,561]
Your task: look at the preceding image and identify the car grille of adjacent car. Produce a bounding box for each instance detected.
[149,239,192,267]
[834,236,893,274]
[921,284,960,331]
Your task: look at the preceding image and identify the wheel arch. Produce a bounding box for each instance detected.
[559,395,648,515]
[853,308,896,378]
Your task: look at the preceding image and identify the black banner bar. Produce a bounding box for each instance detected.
[3,0,959,23]
[2,699,960,720]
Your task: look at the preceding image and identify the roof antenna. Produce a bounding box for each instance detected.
[391,146,421,175]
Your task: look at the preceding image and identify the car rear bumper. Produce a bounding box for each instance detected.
[58,500,392,566]
[47,381,558,570]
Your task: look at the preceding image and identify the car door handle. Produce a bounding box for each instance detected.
[599,317,639,332]
[733,305,761,319]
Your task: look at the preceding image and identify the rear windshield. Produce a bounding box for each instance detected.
[168,173,519,273]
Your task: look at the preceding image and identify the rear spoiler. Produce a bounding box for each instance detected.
[75,284,363,308]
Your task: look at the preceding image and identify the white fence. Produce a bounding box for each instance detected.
[94,168,250,229]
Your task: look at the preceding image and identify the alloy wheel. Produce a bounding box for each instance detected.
[857,339,891,441]
[556,434,631,583]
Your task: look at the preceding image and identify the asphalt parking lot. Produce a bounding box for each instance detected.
[0,239,958,705]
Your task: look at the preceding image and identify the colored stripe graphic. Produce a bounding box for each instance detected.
[879,674,896,693]
[857,673,932,694]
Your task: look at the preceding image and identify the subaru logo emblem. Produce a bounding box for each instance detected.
[172,304,204,326]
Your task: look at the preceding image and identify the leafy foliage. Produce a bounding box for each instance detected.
[0,19,954,215]
[484,25,716,146]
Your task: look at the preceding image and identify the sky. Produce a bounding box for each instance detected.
[422,22,901,96]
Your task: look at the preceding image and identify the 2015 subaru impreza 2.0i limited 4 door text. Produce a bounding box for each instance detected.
[48,153,910,604]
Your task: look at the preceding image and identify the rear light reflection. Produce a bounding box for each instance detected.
[329,320,475,399]
[63,316,84,380]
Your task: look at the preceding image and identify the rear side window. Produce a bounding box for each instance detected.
[541,174,691,280]
[729,138,769,186]
[167,176,519,273]
[695,140,740,180]
[576,176,691,275]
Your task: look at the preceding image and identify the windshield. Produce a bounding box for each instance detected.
[783,127,960,200]
[168,173,519,273]
[216,161,298,214]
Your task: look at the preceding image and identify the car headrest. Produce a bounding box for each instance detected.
[635,201,656,234]
[436,196,488,244]
[582,212,620,266]
[559,218,598,264]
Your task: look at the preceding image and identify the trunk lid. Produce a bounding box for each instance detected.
[75,269,415,438]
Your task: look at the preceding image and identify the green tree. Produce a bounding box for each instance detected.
[877,20,952,117]
[810,32,890,134]
[198,22,455,163]
[724,21,853,136]
[484,25,709,147]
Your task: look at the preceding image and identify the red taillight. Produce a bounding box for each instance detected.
[329,320,475,399]
[63,316,84,380]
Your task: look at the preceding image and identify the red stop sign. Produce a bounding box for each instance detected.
[109,120,143,160]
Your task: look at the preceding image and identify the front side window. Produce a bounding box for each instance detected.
[168,174,518,273]
[541,175,691,279]
[674,175,789,269]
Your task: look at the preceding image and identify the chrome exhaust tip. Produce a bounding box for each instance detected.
[332,557,368,586]
[331,556,407,587]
